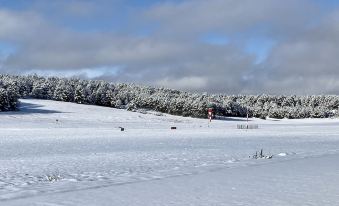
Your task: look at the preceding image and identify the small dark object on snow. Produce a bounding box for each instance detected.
[119,127,125,131]
[252,149,273,159]
[171,127,177,130]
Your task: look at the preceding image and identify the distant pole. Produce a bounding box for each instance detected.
[208,107,213,127]
[209,108,213,122]
[246,107,249,129]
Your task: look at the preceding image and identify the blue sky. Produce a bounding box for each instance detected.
[0,41,16,56]
[1,0,339,94]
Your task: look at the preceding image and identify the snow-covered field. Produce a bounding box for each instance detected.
[1,99,339,205]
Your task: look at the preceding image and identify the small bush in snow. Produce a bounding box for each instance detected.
[251,149,273,159]
[45,173,62,182]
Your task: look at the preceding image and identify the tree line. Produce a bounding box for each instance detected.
[0,74,339,119]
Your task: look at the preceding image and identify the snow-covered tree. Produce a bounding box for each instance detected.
[2,74,339,119]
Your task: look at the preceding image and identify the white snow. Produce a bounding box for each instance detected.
[1,99,339,205]
[277,153,288,157]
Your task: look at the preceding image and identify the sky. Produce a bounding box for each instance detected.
[1,0,339,94]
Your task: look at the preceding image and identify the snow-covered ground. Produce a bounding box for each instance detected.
[1,99,339,205]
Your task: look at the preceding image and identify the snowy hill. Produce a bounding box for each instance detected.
[1,99,339,205]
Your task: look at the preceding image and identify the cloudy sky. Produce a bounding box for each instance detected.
[1,0,339,94]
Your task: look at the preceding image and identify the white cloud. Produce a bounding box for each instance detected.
[0,1,339,94]
[156,76,208,90]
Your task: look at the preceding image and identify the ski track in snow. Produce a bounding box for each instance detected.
[1,99,339,204]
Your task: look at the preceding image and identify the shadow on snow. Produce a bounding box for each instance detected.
[215,116,252,122]
[0,101,64,115]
